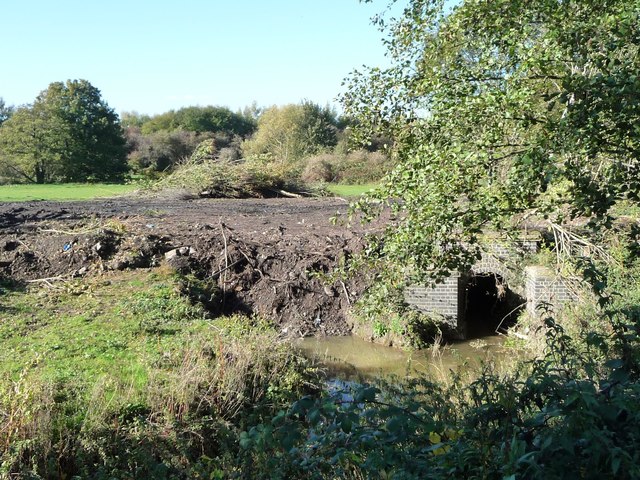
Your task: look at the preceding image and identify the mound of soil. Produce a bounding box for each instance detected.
[0,197,379,336]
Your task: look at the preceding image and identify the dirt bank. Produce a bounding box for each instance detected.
[0,197,378,336]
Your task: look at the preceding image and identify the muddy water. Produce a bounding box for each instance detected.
[296,335,507,379]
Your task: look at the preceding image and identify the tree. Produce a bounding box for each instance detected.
[242,101,339,163]
[0,103,69,183]
[140,106,256,137]
[120,111,151,129]
[0,80,128,183]
[343,0,640,279]
[0,98,14,126]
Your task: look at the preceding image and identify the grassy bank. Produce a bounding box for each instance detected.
[0,268,316,478]
[0,183,138,202]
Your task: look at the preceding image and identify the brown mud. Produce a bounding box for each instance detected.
[0,197,378,336]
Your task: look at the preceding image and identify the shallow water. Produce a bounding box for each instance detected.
[296,335,507,379]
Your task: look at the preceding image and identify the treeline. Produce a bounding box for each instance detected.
[0,82,392,187]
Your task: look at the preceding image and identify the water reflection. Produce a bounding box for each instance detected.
[296,335,507,380]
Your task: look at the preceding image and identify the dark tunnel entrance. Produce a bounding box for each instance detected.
[463,273,523,338]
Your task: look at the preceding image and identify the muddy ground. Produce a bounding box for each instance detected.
[0,197,381,336]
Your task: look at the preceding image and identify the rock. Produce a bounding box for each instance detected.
[164,248,180,260]
[93,242,103,252]
[166,256,191,273]
[188,247,197,256]
[114,260,128,271]
[178,246,190,256]
[323,285,336,297]
[77,266,88,276]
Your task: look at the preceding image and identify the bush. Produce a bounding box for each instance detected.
[300,154,336,183]
[301,150,392,185]
[338,150,391,184]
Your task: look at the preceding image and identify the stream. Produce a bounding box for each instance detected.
[297,335,508,380]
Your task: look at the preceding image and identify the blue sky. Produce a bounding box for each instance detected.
[1,0,400,115]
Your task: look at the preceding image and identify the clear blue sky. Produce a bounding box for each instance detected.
[1,0,401,115]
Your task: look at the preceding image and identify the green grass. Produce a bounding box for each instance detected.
[0,268,316,478]
[325,182,379,197]
[0,270,208,383]
[0,183,138,202]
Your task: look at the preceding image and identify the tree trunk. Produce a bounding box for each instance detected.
[35,166,45,184]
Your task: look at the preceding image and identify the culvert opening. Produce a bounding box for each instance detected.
[464,273,523,338]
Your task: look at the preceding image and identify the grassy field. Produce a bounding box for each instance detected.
[0,183,138,202]
[326,183,379,197]
[0,182,376,202]
[0,268,314,477]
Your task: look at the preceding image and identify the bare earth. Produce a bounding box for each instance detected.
[0,197,378,336]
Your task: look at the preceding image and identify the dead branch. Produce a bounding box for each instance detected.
[339,280,352,306]
[267,188,303,198]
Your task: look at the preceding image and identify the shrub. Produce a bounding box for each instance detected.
[300,154,336,183]
[338,150,392,184]
[300,150,393,185]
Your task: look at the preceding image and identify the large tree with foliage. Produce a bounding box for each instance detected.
[0,103,70,183]
[242,102,339,163]
[343,0,640,279]
[0,80,128,183]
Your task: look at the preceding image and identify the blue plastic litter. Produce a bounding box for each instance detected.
[63,243,72,252]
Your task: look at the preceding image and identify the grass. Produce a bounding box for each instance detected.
[0,268,316,478]
[0,181,379,202]
[0,183,138,202]
[325,182,379,197]
[0,271,202,381]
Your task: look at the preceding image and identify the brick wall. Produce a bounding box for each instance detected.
[404,274,461,332]
[525,266,577,317]
[404,238,540,338]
